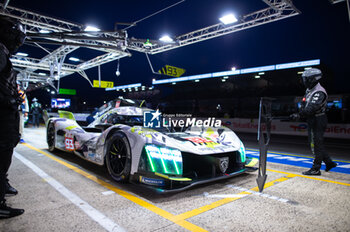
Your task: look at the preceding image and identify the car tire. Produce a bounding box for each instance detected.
[47,122,56,152]
[105,132,131,182]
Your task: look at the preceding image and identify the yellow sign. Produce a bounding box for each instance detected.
[93,80,114,88]
[158,65,185,77]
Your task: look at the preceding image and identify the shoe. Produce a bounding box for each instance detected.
[5,182,18,197]
[0,201,24,219]
[325,162,337,172]
[302,168,321,175]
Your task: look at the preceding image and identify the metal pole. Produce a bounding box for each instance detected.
[347,0,350,23]
[98,65,101,87]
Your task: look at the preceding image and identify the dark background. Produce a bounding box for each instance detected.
[10,0,350,113]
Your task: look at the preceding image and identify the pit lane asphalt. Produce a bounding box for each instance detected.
[1,127,349,232]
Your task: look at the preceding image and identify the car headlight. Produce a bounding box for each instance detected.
[144,145,183,175]
[239,141,246,163]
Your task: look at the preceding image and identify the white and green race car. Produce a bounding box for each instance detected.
[46,98,258,193]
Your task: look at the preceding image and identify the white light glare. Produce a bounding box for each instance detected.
[69,57,80,62]
[16,52,28,57]
[231,67,236,71]
[38,73,46,76]
[39,29,50,33]
[258,72,265,75]
[159,35,173,43]
[84,25,100,32]
[297,71,304,75]
[304,67,312,70]
[255,75,260,79]
[219,13,238,25]
[172,82,176,85]
[51,91,55,94]
[223,76,229,79]
[195,79,200,82]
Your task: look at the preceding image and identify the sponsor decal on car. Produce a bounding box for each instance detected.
[139,176,165,186]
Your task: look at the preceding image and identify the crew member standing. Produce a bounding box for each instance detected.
[295,68,337,175]
[31,98,41,128]
[0,15,26,218]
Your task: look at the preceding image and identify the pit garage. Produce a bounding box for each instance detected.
[1,0,350,231]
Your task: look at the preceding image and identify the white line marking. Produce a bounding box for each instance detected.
[202,192,247,198]
[14,151,126,232]
[226,184,292,204]
[102,191,115,196]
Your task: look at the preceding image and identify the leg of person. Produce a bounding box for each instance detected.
[316,115,337,172]
[303,118,321,175]
[0,145,24,218]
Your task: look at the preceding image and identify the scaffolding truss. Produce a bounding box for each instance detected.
[0,0,300,88]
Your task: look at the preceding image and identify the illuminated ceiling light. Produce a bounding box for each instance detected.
[103,101,106,103]
[69,57,80,62]
[194,79,200,82]
[83,101,86,104]
[38,72,46,76]
[135,87,138,91]
[255,75,260,79]
[172,82,176,85]
[149,87,154,90]
[39,29,50,33]
[159,35,173,43]
[297,71,304,74]
[304,67,312,70]
[16,52,28,56]
[46,89,50,92]
[223,76,229,79]
[258,72,265,75]
[231,67,236,71]
[84,25,100,32]
[222,79,226,82]
[219,13,238,25]
[51,91,55,94]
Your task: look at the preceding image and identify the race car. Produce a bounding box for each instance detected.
[46,98,258,193]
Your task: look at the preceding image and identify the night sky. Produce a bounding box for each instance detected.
[9,0,350,106]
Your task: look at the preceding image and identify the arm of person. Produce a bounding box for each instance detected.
[299,91,326,117]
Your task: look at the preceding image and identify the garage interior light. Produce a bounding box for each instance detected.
[219,13,238,25]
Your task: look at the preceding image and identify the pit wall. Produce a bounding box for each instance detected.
[220,118,350,139]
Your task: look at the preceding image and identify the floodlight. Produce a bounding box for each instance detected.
[39,29,50,33]
[159,35,173,43]
[219,13,238,25]
[69,57,80,62]
[84,25,100,32]
[16,52,28,57]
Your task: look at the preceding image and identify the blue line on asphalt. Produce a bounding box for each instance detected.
[246,149,350,174]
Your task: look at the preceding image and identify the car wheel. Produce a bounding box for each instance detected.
[47,122,56,152]
[105,132,131,182]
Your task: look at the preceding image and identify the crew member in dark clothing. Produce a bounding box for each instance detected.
[31,98,42,127]
[293,68,337,175]
[0,15,26,218]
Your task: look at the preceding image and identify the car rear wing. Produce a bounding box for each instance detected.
[58,110,76,121]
